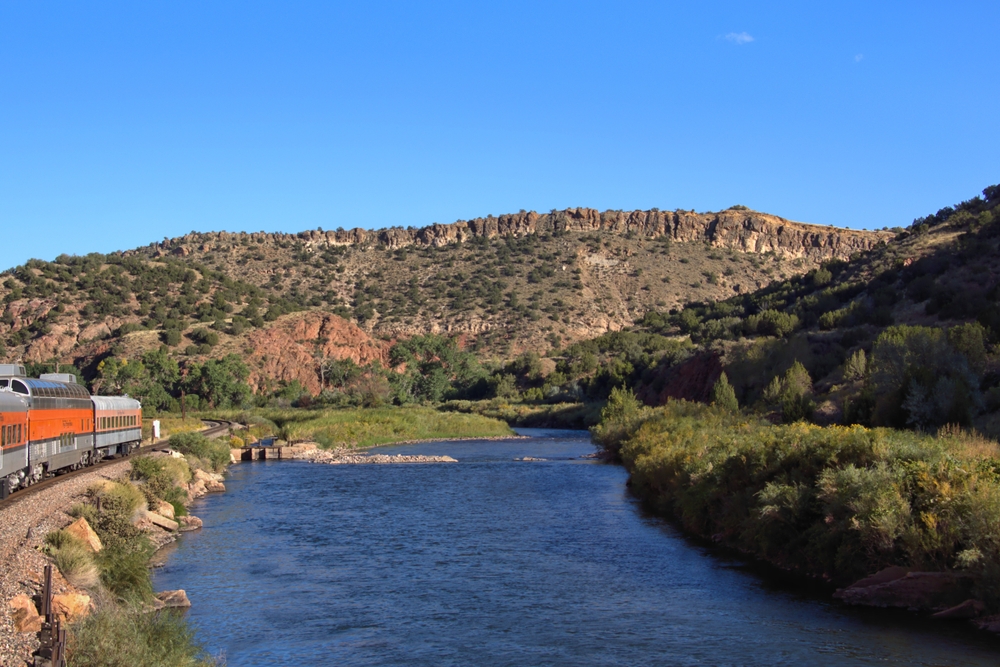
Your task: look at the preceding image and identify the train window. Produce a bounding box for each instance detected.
[0,380,7,388]
[2,426,6,446]
[11,381,27,395]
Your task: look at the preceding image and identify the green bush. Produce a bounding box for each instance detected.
[168,432,230,471]
[97,543,155,602]
[602,400,1000,601]
[67,606,213,667]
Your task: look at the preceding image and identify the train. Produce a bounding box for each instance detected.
[0,364,142,499]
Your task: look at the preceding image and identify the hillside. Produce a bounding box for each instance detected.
[0,206,889,392]
[627,185,1000,435]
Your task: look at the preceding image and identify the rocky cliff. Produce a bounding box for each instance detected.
[142,207,891,262]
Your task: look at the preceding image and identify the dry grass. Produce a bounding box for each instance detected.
[937,424,1000,460]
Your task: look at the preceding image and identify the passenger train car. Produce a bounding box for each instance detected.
[0,365,142,498]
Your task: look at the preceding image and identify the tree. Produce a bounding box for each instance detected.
[711,373,739,412]
[184,354,251,409]
[843,349,867,382]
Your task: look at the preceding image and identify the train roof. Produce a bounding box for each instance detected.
[91,395,142,411]
[13,378,92,399]
[0,390,28,412]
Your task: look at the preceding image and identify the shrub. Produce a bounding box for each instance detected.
[603,400,1000,595]
[45,530,100,589]
[55,540,100,589]
[67,503,98,525]
[67,606,212,667]
[168,432,231,471]
[96,543,155,602]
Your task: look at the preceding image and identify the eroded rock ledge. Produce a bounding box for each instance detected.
[140,207,893,263]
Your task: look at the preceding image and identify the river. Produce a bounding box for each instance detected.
[152,428,1000,666]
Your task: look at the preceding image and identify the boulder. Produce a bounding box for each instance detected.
[205,480,226,493]
[64,517,102,553]
[835,571,973,611]
[932,599,986,619]
[178,515,203,532]
[156,590,192,608]
[153,499,175,520]
[51,593,91,623]
[9,594,43,633]
[142,510,179,532]
[187,479,207,501]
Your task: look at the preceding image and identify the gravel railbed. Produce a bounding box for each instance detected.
[0,460,132,666]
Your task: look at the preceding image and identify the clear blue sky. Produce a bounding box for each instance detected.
[2,1,997,271]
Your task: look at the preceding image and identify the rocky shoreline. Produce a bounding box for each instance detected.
[0,451,227,666]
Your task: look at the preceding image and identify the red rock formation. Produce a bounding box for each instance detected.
[244,312,390,394]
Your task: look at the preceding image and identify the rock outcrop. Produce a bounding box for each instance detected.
[245,312,391,395]
[144,207,891,262]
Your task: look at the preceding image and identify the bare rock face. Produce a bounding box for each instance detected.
[150,207,891,261]
[834,568,974,611]
[51,593,91,623]
[153,499,175,520]
[64,517,103,553]
[9,594,43,633]
[245,311,391,394]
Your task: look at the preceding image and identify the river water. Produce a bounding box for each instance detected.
[152,429,1000,666]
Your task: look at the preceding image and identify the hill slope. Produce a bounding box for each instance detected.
[0,206,890,389]
[631,185,1000,435]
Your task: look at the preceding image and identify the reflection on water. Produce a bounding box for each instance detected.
[153,430,1000,666]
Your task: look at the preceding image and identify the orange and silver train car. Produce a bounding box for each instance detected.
[0,391,29,491]
[92,396,142,457]
[0,365,143,498]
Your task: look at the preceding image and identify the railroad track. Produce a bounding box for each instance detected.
[0,420,234,509]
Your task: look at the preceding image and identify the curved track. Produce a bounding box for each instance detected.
[0,420,233,509]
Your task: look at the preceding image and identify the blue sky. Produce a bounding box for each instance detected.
[1,1,997,270]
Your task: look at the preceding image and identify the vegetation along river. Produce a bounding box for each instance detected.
[152,429,1000,666]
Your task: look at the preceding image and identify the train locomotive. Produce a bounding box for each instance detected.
[0,364,142,499]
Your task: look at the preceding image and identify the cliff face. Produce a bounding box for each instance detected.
[145,208,891,262]
[243,312,390,395]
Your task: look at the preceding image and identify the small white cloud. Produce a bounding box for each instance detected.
[854,54,864,63]
[725,32,754,45]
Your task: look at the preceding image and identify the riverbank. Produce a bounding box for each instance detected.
[594,396,1000,632]
[0,427,234,666]
[204,405,514,449]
